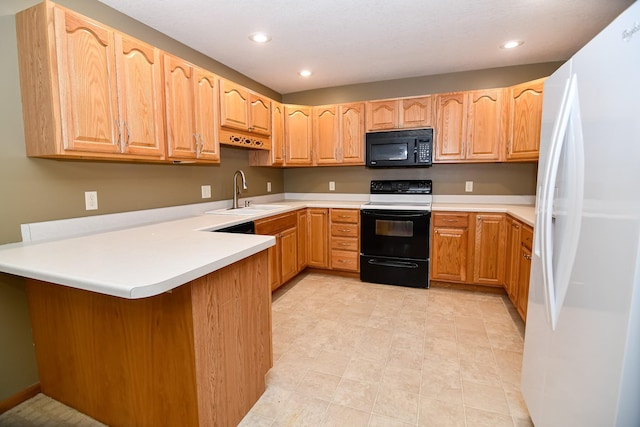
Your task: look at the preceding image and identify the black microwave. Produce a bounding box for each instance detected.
[365,128,433,168]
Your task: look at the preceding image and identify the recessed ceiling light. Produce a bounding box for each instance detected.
[249,32,271,43]
[501,40,523,49]
[299,70,312,77]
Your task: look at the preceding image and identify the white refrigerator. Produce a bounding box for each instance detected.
[521,2,640,426]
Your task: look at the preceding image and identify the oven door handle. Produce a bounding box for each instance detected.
[361,210,429,218]
[367,259,420,269]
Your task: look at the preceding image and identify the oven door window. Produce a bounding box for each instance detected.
[375,219,413,237]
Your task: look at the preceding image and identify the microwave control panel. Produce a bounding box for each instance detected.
[416,139,431,163]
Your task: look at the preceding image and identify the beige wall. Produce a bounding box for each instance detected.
[284,163,537,195]
[282,62,561,104]
[0,0,552,402]
[0,1,284,401]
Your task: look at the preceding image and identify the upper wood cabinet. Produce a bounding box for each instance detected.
[312,102,365,165]
[219,79,271,150]
[249,101,285,167]
[284,105,313,165]
[434,89,505,163]
[366,96,433,131]
[339,103,366,164]
[313,105,340,164]
[16,2,165,160]
[163,54,220,162]
[507,79,544,161]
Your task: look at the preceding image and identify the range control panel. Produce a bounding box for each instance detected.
[370,180,432,194]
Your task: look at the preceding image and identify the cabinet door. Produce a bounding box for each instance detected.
[163,54,197,159]
[517,245,532,321]
[114,34,164,158]
[219,79,250,131]
[297,210,308,272]
[280,227,298,285]
[249,93,271,135]
[434,93,466,162]
[339,102,365,164]
[472,214,506,286]
[284,106,313,165]
[271,102,285,165]
[314,105,339,164]
[466,89,504,161]
[54,7,120,154]
[431,227,469,282]
[507,79,544,161]
[193,69,220,162]
[267,243,281,291]
[401,96,433,128]
[308,208,329,268]
[366,100,399,131]
[504,217,521,302]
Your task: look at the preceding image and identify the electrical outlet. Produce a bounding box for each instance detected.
[267,181,272,193]
[465,181,473,192]
[85,191,98,210]
[329,181,335,191]
[201,185,211,199]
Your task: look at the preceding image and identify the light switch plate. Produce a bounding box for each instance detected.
[85,191,98,210]
[201,185,211,199]
[329,181,335,191]
[267,182,272,193]
[465,181,473,192]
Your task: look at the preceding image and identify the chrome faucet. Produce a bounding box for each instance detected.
[232,170,247,209]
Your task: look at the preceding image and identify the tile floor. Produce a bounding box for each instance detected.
[0,271,532,427]
[240,272,532,427]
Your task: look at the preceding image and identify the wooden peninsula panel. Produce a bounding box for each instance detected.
[26,250,271,427]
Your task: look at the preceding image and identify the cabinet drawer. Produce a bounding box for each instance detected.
[331,250,359,272]
[331,223,359,238]
[330,209,359,224]
[521,225,533,251]
[331,237,358,252]
[433,213,469,228]
[254,211,297,235]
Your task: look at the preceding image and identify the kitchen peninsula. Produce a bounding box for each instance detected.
[0,214,276,427]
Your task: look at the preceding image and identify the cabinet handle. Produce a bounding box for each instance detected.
[523,253,531,260]
[123,121,131,147]
[443,219,458,222]
[338,215,351,218]
[339,242,350,246]
[339,229,351,232]
[199,134,205,154]
[193,133,200,155]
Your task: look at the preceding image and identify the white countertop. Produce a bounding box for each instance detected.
[0,197,534,299]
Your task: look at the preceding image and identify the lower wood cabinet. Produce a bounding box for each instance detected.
[431,211,534,322]
[297,209,308,272]
[431,213,470,282]
[255,211,298,291]
[431,211,508,290]
[472,213,506,286]
[330,209,360,272]
[307,208,330,268]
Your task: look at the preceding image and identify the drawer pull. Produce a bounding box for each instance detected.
[339,228,351,232]
[523,253,532,260]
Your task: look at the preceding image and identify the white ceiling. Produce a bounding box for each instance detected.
[5,1,635,94]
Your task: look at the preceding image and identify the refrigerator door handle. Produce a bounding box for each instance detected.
[538,73,585,330]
